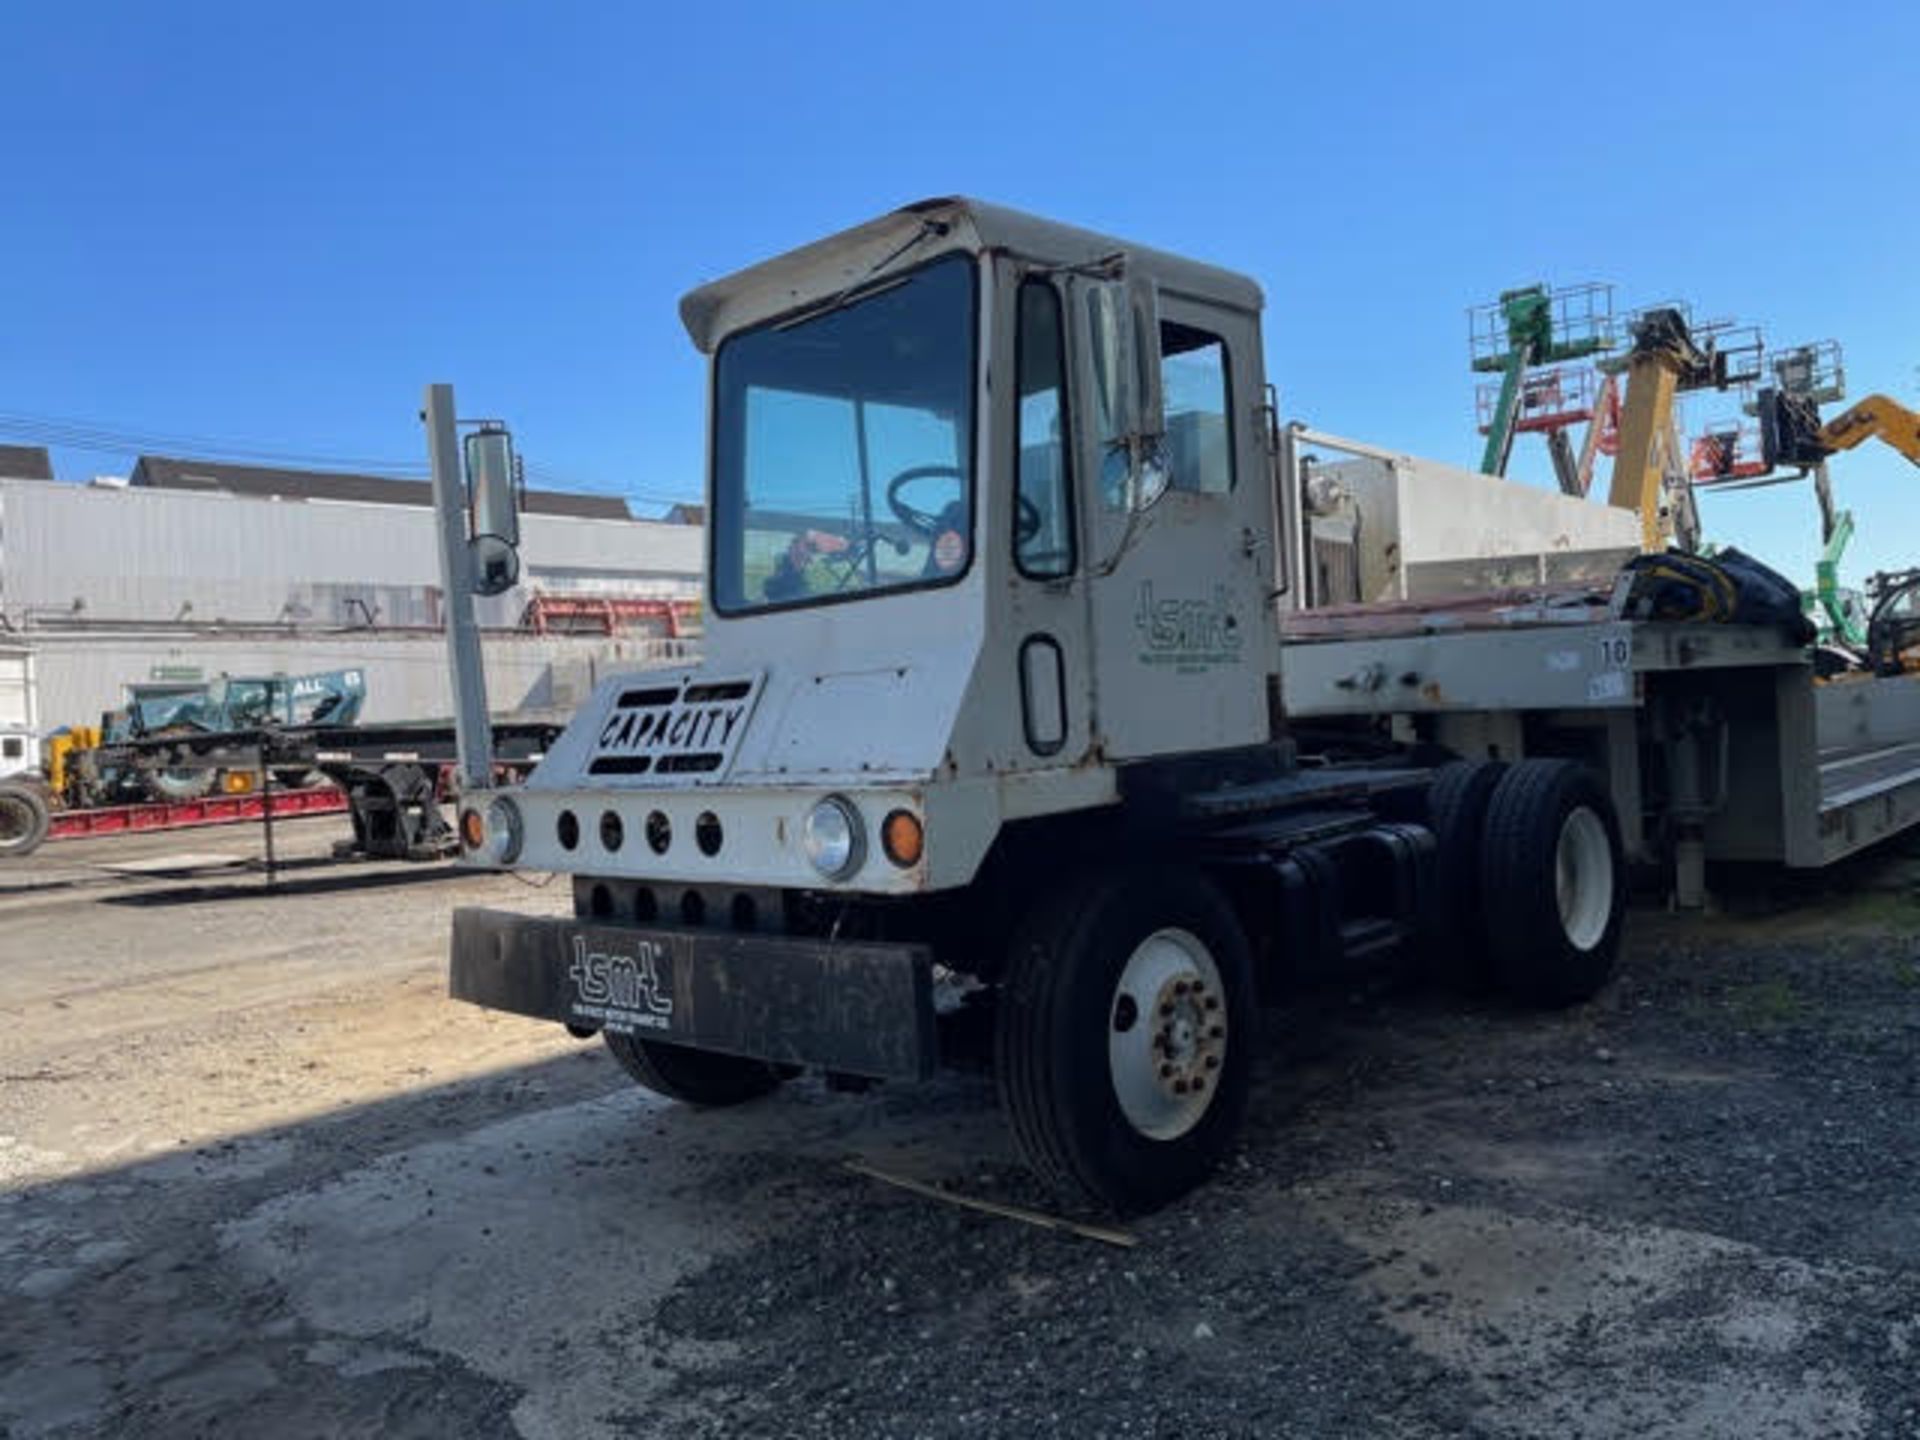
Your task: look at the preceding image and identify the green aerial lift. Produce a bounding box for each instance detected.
[1470,283,1614,488]
[1807,509,1866,647]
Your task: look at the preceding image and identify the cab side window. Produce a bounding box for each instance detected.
[1161,320,1233,494]
[1014,280,1075,578]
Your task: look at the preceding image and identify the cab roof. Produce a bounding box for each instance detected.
[678,196,1265,354]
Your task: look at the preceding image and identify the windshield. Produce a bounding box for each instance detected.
[710,252,977,614]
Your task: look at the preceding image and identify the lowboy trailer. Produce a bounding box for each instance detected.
[434,200,1920,1212]
[0,718,560,862]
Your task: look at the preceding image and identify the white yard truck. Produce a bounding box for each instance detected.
[435,199,1920,1212]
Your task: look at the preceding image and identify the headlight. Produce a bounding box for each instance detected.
[462,795,523,866]
[802,795,864,880]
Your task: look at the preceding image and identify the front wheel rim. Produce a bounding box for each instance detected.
[1556,806,1614,952]
[1108,927,1226,1141]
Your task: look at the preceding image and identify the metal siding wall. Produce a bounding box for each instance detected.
[0,648,32,729]
[0,481,703,625]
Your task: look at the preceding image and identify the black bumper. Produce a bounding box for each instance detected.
[448,907,937,1081]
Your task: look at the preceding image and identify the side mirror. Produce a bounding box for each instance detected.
[1085,267,1169,514]
[464,427,521,596]
[1125,270,1165,446]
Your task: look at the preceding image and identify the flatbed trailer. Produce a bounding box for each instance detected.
[1280,592,1920,903]
[1,718,562,861]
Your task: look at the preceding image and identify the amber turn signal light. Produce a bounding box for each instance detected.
[881,809,924,868]
[459,807,486,851]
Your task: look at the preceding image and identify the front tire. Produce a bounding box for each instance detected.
[995,866,1255,1214]
[1481,759,1626,1007]
[602,1032,784,1107]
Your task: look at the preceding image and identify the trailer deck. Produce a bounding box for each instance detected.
[1280,593,1920,892]
[1815,737,1920,865]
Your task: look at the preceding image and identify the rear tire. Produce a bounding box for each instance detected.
[602,1032,784,1107]
[995,865,1255,1214]
[1423,760,1507,992]
[1481,759,1626,1007]
[0,783,51,858]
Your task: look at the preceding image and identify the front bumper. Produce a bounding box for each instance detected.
[448,907,937,1081]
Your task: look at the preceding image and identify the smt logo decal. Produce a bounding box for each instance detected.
[1134,581,1245,673]
[568,935,674,1033]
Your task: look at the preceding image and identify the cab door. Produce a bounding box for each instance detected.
[1074,287,1277,761]
[996,263,1094,768]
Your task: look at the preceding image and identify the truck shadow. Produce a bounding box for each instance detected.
[0,991,1452,1438]
[97,860,479,907]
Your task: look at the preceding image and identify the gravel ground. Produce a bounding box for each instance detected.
[645,862,1920,1439]
[3,827,1919,1438]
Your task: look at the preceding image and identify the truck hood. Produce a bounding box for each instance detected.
[528,617,980,792]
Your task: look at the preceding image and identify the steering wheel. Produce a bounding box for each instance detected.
[885,464,1046,546]
[886,465,966,537]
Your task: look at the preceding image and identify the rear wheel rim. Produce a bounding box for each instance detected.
[0,796,29,846]
[1108,927,1226,1141]
[1556,806,1613,952]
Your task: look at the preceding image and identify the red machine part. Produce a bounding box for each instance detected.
[520,594,699,637]
[46,785,348,843]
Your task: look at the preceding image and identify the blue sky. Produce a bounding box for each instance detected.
[6,1,1917,586]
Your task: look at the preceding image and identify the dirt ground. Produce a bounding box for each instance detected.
[3,816,1919,1438]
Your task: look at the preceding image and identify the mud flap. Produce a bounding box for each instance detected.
[449,907,937,1081]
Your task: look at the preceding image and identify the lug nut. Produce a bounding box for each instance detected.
[1173,1078,1190,1094]
[1204,995,1220,1011]
[1210,1025,1225,1039]
[1160,1001,1175,1017]
[1160,1063,1175,1079]
[1206,1055,1221,1070]
[1192,1075,1207,1092]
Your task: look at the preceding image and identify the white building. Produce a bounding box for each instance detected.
[0,458,704,729]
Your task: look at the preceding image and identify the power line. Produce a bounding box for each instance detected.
[0,409,701,509]
[0,410,431,476]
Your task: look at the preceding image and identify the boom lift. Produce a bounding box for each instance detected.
[1606,308,1758,551]
[432,199,1920,1213]
[1810,509,1866,649]
[1469,283,1613,489]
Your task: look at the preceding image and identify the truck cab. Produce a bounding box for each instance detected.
[447,199,1629,1212]
[475,200,1285,895]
